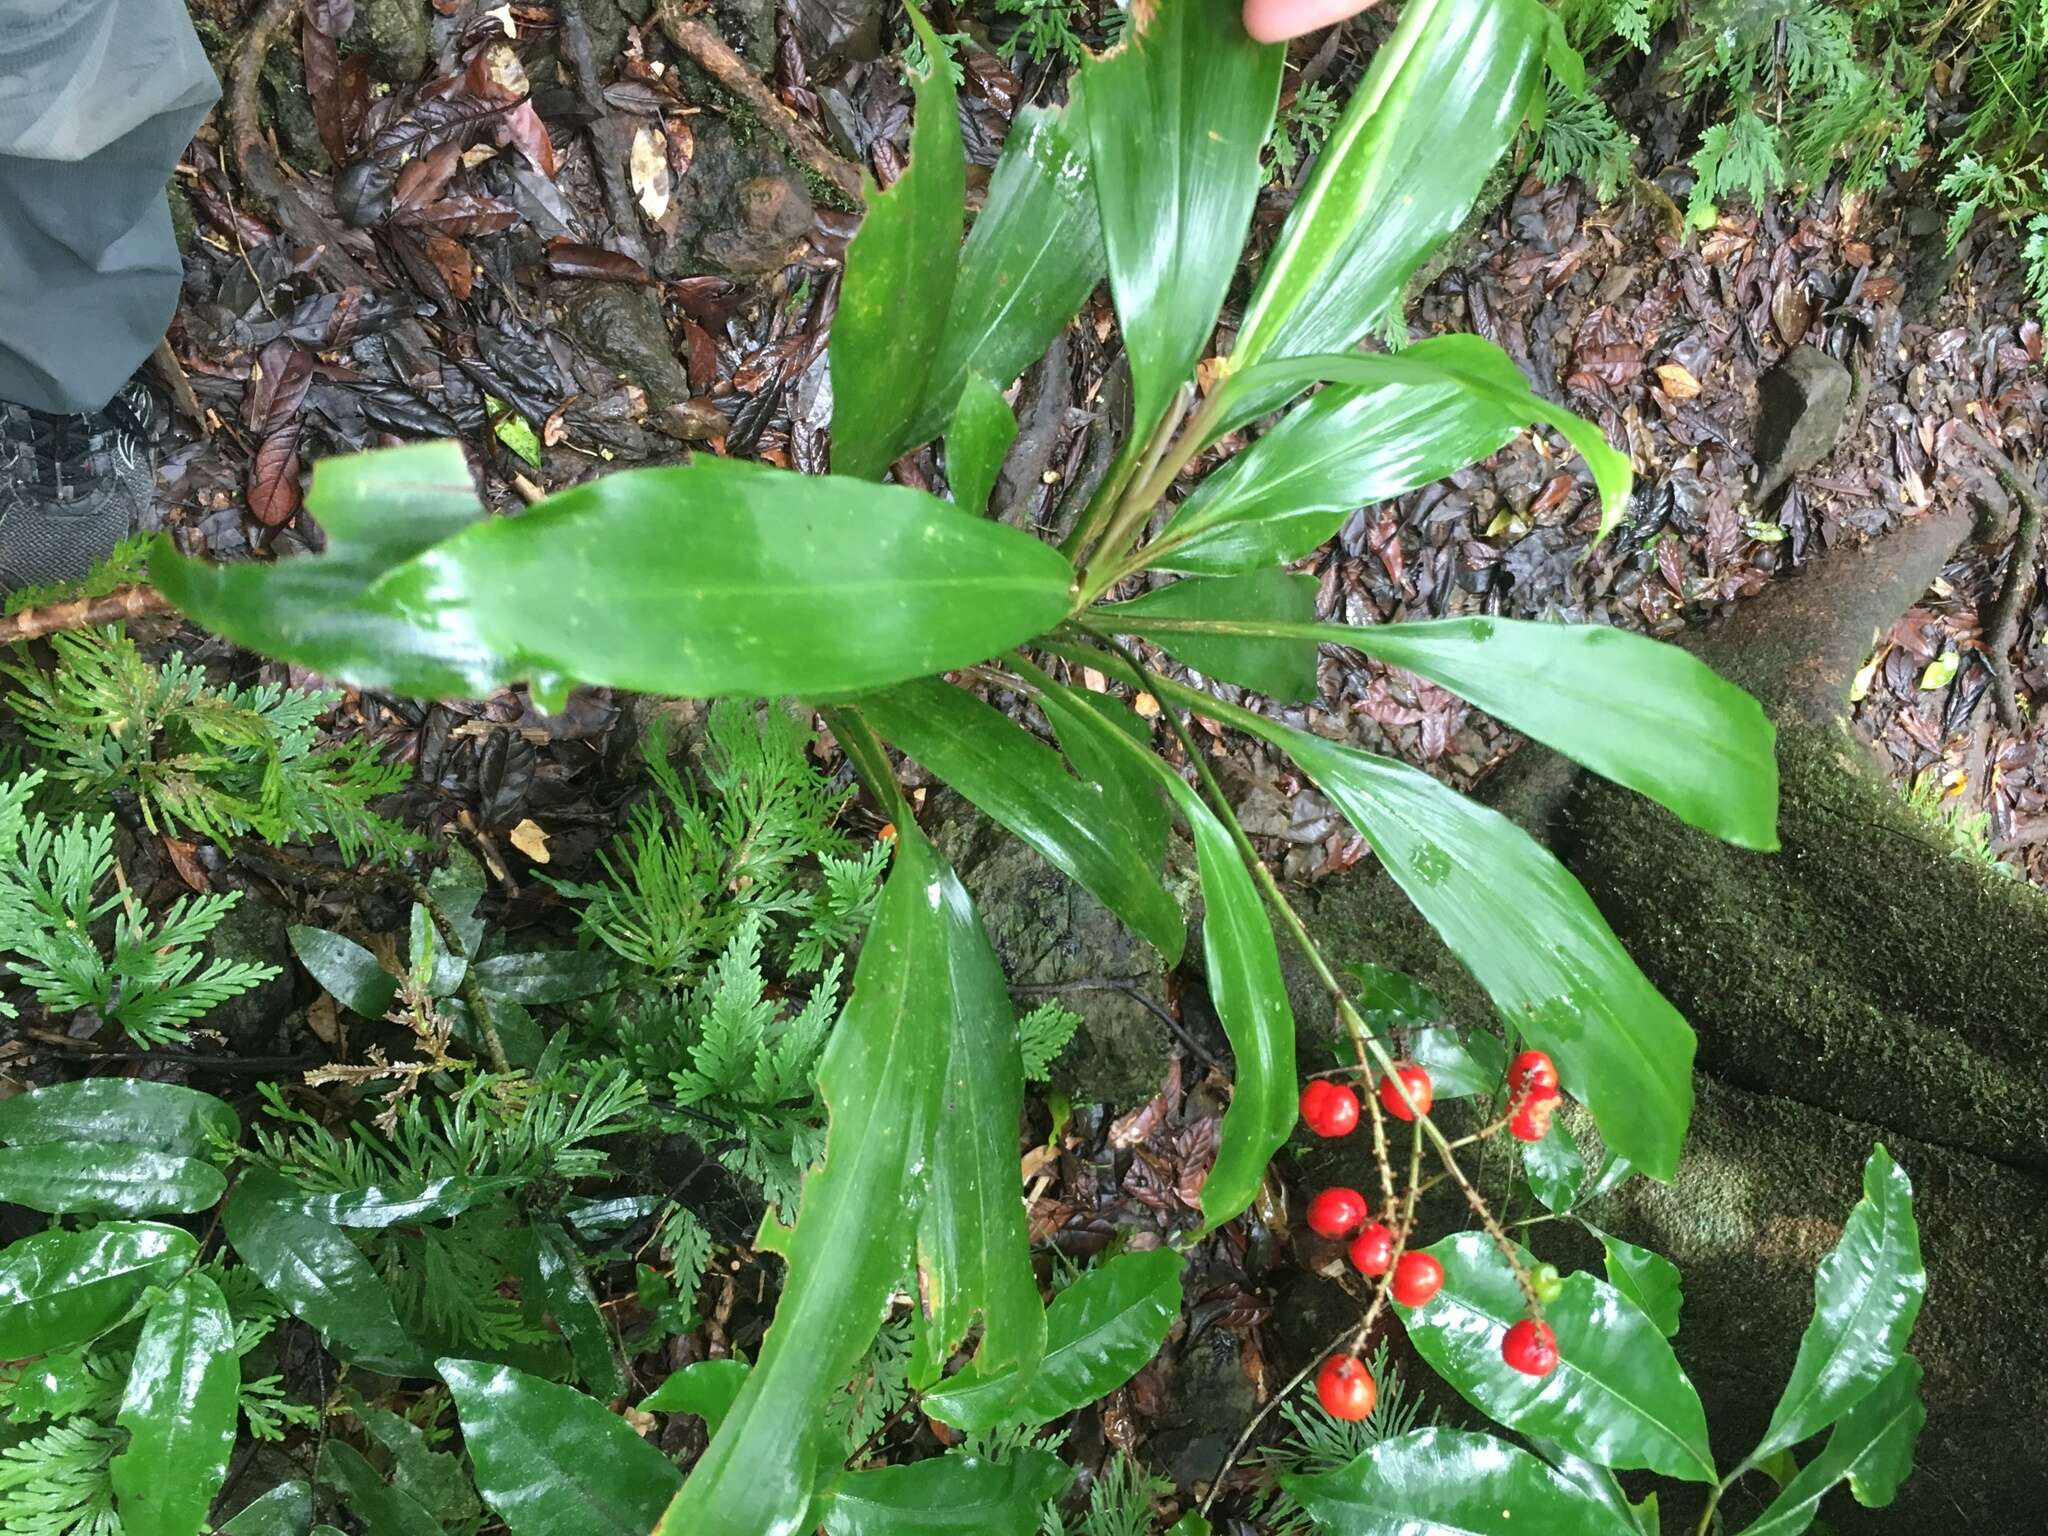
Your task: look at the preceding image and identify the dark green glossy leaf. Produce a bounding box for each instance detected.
[315,1441,442,1536]
[659,830,952,1536]
[289,924,398,1017]
[829,9,964,481]
[441,1359,681,1536]
[1599,1233,1683,1338]
[1167,1517,1213,1536]
[159,452,1076,709]
[1394,1232,1714,1482]
[945,375,1017,517]
[1522,1119,1585,1213]
[1281,1426,1637,1535]
[0,1221,196,1356]
[856,678,1184,960]
[1099,571,1319,701]
[1346,962,1442,1025]
[1409,1025,1507,1101]
[1740,1357,1924,1536]
[0,1143,225,1218]
[278,1175,523,1228]
[640,1359,750,1435]
[1228,0,1546,379]
[915,92,1103,447]
[820,1450,1070,1535]
[111,1272,238,1536]
[1035,679,1169,873]
[473,950,622,1003]
[225,1170,428,1375]
[1082,0,1281,435]
[355,1400,482,1529]
[1162,688,1692,1179]
[925,1246,1183,1431]
[218,1481,313,1536]
[1526,1438,1641,1528]
[1754,1146,1925,1461]
[0,1078,238,1156]
[1158,337,1548,573]
[530,1223,626,1398]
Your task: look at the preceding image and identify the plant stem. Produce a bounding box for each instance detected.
[1077,387,1230,605]
[413,878,509,1074]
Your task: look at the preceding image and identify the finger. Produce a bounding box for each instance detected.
[1241,0,1376,43]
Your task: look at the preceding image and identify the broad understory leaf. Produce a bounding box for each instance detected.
[1752,1145,1925,1462]
[1099,571,1319,701]
[914,90,1104,448]
[1739,1357,1924,1536]
[828,9,964,481]
[0,1143,225,1218]
[924,1246,1183,1431]
[1157,685,1693,1179]
[819,1450,1071,1535]
[1082,0,1282,436]
[1394,1232,1715,1482]
[111,1273,238,1536]
[441,1359,681,1536]
[0,1078,238,1156]
[472,950,623,1003]
[315,1441,442,1536]
[289,924,400,1017]
[1035,679,1171,873]
[1409,1023,1508,1100]
[945,374,1017,517]
[1227,0,1546,384]
[157,449,1076,710]
[1522,1119,1585,1213]
[659,830,951,1536]
[218,1481,314,1536]
[1280,1427,1638,1535]
[275,1176,523,1228]
[856,678,1185,960]
[225,1169,428,1375]
[640,1358,751,1436]
[1599,1233,1683,1338]
[0,1221,196,1356]
[529,1223,626,1399]
[1526,1439,1642,1530]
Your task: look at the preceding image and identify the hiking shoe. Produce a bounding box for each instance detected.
[0,381,154,595]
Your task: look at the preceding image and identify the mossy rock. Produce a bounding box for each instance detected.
[345,0,432,85]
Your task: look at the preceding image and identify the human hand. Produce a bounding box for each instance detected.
[1241,0,1379,44]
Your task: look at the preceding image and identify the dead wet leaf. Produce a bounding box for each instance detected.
[1772,273,1818,346]
[162,837,209,892]
[509,818,551,863]
[306,992,341,1046]
[631,126,671,219]
[1654,362,1702,399]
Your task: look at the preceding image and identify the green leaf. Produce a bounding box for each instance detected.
[0,1143,224,1218]
[441,1359,681,1536]
[1395,1232,1715,1482]
[289,925,398,1017]
[1099,572,1319,701]
[829,8,965,481]
[276,1175,524,1228]
[218,1481,313,1536]
[0,1078,238,1156]
[1167,1517,1213,1536]
[1280,1426,1638,1535]
[1082,0,1282,435]
[1035,680,1170,873]
[225,1170,428,1375]
[945,375,1017,517]
[1346,962,1442,1024]
[0,1221,197,1356]
[1753,1146,1925,1462]
[641,1359,751,1435]
[1522,1120,1585,1213]
[111,1273,238,1536]
[855,679,1185,961]
[354,1401,482,1528]
[659,830,953,1536]
[1739,1357,1924,1536]
[915,91,1104,448]
[157,451,1077,710]
[531,1223,627,1399]
[473,950,623,1003]
[1599,1234,1682,1338]
[489,398,543,467]
[1158,336,1555,573]
[1170,692,1693,1179]
[924,1247,1183,1431]
[1229,0,1546,379]
[819,1450,1070,1535]
[1526,1438,1641,1528]
[315,1442,442,1536]
[1409,1025,1507,1100]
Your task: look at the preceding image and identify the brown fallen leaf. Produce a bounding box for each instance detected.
[630,125,671,219]
[1655,362,1703,399]
[306,992,341,1046]
[509,817,551,863]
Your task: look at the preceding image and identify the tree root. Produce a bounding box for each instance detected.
[1957,424,2044,730]
[0,586,172,642]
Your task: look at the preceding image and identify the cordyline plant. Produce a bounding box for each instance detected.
[99,0,1925,1530]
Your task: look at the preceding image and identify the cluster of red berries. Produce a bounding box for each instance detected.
[1303,1050,1569,1420]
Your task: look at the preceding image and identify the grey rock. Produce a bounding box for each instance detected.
[557,280,692,411]
[344,0,432,85]
[201,895,295,1051]
[656,117,813,280]
[1753,345,1851,502]
[782,0,888,68]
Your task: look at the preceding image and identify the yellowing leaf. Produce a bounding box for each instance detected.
[631,127,670,220]
[510,818,551,863]
[1655,363,1702,398]
[1918,650,1959,690]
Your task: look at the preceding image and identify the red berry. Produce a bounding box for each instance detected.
[1305,1186,1368,1238]
[1390,1251,1445,1308]
[1507,1049,1559,1097]
[1348,1222,1395,1277]
[1315,1354,1378,1421]
[1378,1063,1433,1121]
[1510,1085,1562,1142]
[1503,1319,1560,1376]
[1300,1080,1361,1138]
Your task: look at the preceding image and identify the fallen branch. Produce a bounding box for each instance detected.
[652,2,865,204]
[0,586,173,643]
[1959,425,2044,730]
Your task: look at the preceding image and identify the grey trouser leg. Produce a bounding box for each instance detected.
[0,0,218,414]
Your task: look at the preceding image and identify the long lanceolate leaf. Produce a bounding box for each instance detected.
[1143,676,1694,1179]
[828,8,964,482]
[156,448,1077,709]
[112,1274,239,1536]
[1740,1357,1925,1536]
[1083,0,1282,438]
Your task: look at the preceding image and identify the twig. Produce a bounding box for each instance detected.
[150,338,208,432]
[1958,424,2044,730]
[18,1031,324,1073]
[652,1,865,203]
[0,585,173,642]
